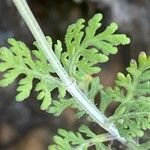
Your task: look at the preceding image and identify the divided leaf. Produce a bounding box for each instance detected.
[0,38,64,110]
[16,75,33,101]
[62,13,130,81]
[49,125,111,150]
[100,52,150,138]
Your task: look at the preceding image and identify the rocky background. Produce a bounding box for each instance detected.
[0,0,150,150]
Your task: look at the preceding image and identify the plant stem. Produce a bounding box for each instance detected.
[12,0,126,144]
[75,133,116,150]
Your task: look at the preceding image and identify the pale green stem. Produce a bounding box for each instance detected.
[75,133,116,150]
[12,0,126,145]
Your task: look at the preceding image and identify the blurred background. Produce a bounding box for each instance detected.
[0,0,150,150]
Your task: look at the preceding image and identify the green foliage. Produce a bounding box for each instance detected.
[0,13,129,112]
[0,13,149,149]
[48,13,130,118]
[0,38,65,110]
[49,125,111,150]
[48,98,74,116]
[62,13,130,81]
[48,77,102,118]
[101,52,150,139]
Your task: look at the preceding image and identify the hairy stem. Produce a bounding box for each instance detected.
[12,0,126,145]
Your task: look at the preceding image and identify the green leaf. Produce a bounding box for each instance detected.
[62,13,130,81]
[105,52,150,138]
[47,98,74,116]
[16,75,33,101]
[0,69,21,87]
[0,38,64,110]
[50,125,113,150]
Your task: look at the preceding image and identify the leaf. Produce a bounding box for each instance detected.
[62,13,130,81]
[47,98,74,116]
[50,125,113,150]
[16,75,33,101]
[0,38,64,110]
[103,52,150,138]
[0,68,21,86]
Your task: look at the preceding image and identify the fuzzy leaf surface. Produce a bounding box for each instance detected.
[0,38,64,110]
[100,52,150,138]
